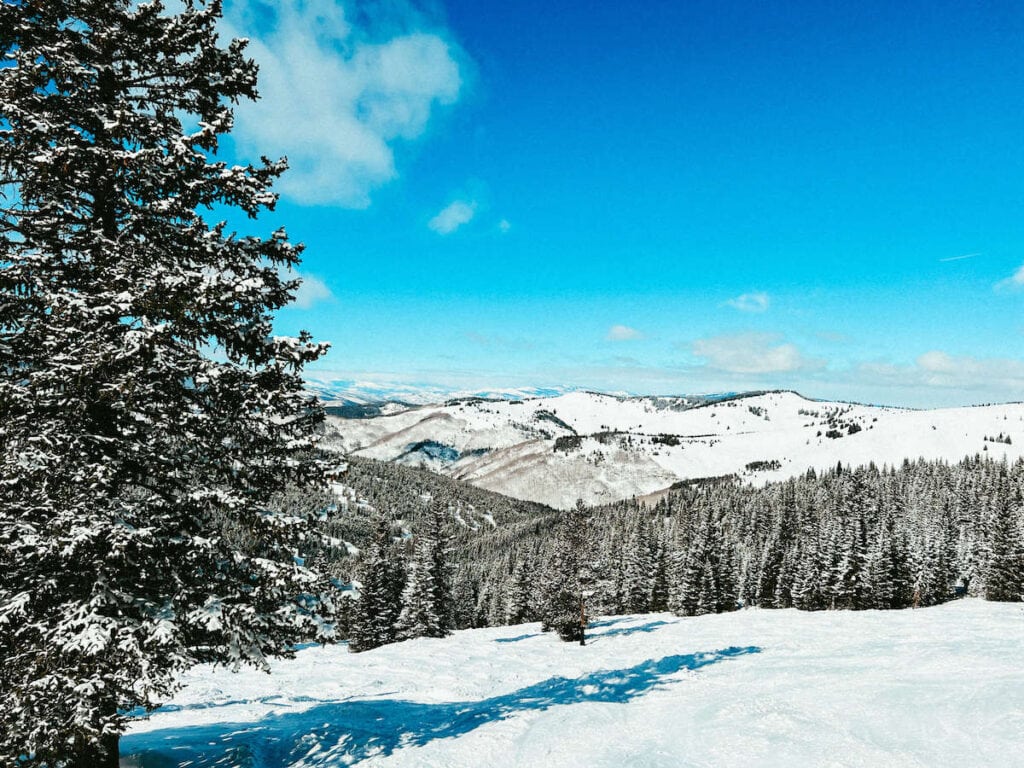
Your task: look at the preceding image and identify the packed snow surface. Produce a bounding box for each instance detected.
[328,390,1024,507]
[122,600,1024,767]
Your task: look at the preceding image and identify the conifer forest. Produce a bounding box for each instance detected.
[323,454,1024,652]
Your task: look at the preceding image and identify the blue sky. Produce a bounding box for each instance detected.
[222,0,1024,407]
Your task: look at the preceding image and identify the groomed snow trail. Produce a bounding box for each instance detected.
[122,600,1024,767]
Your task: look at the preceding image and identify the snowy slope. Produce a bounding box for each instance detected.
[122,599,1024,767]
[326,390,1024,508]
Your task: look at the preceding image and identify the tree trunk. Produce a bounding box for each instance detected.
[579,593,586,646]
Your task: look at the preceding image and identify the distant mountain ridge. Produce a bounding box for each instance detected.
[304,377,579,412]
[323,388,1024,509]
[303,375,778,412]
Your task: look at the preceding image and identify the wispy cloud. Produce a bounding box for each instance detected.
[224,0,464,207]
[939,252,980,262]
[498,219,512,234]
[995,263,1024,291]
[725,291,770,313]
[429,200,477,235]
[690,332,824,374]
[291,273,333,309]
[854,351,1024,395]
[606,325,645,341]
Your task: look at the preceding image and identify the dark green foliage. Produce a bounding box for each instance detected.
[539,500,593,642]
[395,502,453,640]
[0,1,334,764]
[553,435,583,452]
[322,451,1024,652]
[984,491,1024,602]
[349,516,403,652]
[506,554,537,624]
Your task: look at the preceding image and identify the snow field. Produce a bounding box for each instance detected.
[122,599,1024,767]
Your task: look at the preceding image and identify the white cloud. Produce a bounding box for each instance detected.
[224,1,463,207]
[913,350,1024,389]
[606,325,644,342]
[691,332,823,374]
[725,291,770,313]
[995,264,1024,291]
[847,351,1024,401]
[428,200,476,235]
[498,219,512,234]
[291,273,333,309]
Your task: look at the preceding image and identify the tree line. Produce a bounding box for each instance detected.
[327,454,1024,653]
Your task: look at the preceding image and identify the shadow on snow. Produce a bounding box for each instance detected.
[496,617,674,644]
[589,620,675,640]
[121,646,760,767]
[494,632,538,644]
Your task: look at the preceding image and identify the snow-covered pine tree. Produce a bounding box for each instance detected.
[395,540,442,640]
[451,569,479,629]
[672,508,739,617]
[649,526,671,612]
[540,499,593,643]
[0,2,334,764]
[792,536,829,610]
[983,490,1024,602]
[425,500,455,633]
[350,516,402,652]
[755,487,797,608]
[832,512,870,609]
[506,553,536,625]
[623,517,654,613]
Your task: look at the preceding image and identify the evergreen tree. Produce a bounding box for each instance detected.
[649,527,671,612]
[694,558,718,616]
[425,500,455,633]
[623,518,654,612]
[0,2,333,764]
[916,533,950,606]
[672,509,739,616]
[832,513,870,609]
[395,539,441,640]
[451,569,479,630]
[540,500,593,643]
[984,495,1024,602]
[394,508,453,640]
[773,546,797,609]
[506,554,536,625]
[867,519,897,609]
[793,538,829,611]
[350,517,401,652]
[474,577,496,628]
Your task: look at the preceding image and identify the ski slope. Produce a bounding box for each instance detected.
[122,599,1024,767]
[327,390,1024,508]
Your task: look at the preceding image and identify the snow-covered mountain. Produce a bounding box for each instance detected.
[305,376,576,410]
[122,600,1024,768]
[325,390,1024,508]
